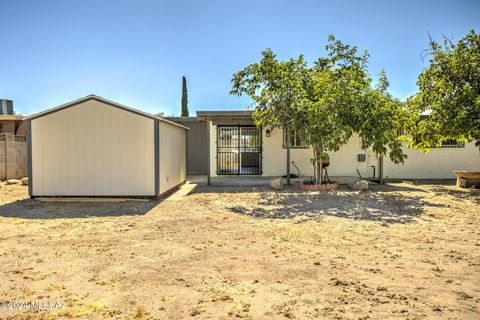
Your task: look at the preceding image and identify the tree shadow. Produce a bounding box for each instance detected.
[0,198,161,219]
[227,190,444,224]
[429,185,480,205]
[189,183,429,195]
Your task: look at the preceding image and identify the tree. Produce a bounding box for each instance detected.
[408,30,480,152]
[181,76,189,117]
[231,50,307,184]
[355,70,410,182]
[298,35,373,183]
[231,36,409,184]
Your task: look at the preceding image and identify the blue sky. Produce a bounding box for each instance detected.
[1,0,479,116]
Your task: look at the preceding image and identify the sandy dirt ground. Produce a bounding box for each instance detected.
[0,182,479,319]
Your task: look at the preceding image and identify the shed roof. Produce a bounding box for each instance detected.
[26,95,189,130]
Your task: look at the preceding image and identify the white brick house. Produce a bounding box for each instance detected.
[195,110,480,183]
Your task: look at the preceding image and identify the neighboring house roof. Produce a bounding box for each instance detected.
[26,94,189,130]
[0,115,26,120]
[196,110,253,118]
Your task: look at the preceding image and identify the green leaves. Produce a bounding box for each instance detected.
[230,49,307,129]
[408,30,480,151]
[231,35,408,181]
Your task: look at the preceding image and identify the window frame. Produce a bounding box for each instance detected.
[283,128,307,149]
[431,140,465,148]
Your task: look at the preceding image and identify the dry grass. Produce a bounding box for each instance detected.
[0,182,479,319]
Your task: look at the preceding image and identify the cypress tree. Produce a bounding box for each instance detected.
[181,76,189,116]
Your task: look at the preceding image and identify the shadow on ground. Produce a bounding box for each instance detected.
[429,186,480,204]
[228,190,444,224]
[0,199,161,219]
[189,183,429,195]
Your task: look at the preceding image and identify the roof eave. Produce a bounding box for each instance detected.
[24,95,189,130]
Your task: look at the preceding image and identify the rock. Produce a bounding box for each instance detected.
[21,177,29,185]
[349,180,369,191]
[6,179,20,185]
[270,177,283,190]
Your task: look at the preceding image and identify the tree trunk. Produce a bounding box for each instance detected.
[313,145,323,184]
[318,152,323,185]
[286,127,291,185]
[379,156,384,184]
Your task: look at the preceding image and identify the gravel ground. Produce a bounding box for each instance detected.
[0,182,479,319]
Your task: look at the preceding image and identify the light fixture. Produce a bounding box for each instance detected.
[266,129,271,137]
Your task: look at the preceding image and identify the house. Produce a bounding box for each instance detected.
[26,95,188,198]
[171,110,480,184]
[0,99,27,135]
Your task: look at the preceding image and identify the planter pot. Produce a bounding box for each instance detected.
[293,181,338,191]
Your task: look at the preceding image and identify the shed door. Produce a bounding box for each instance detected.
[217,126,261,175]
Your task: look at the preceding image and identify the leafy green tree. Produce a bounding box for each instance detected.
[298,36,373,183]
[408,30,480,151]
[355,70,410,182]
[231,36,409,184]
[181,76,189,117]
[230,50,307,183]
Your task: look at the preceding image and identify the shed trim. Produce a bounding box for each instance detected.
[26,95,189,130]
[26,119,33,198]
[154,120,159,195]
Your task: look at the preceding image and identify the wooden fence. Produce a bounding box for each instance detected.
[0,133,27,180]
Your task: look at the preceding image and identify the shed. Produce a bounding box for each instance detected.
[26,95,188,198]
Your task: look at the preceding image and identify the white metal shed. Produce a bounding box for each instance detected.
[26,95,188,198]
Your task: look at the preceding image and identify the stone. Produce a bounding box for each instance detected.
[6,179,20,185]
[21,177,29,185]
[270,177,283,190]
[349,180,369,191]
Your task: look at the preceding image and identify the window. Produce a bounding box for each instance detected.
[396,127,405,137]
[283,129,306,148]
[432,140,465,148]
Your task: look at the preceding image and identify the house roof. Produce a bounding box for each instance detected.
[196,110,253,118]
[26,95,189,130]
[164,116,206,122]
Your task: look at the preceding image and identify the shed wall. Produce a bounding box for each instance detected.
[31,100,155,196]
[159,122,186,194]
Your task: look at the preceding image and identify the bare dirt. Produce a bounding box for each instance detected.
[0,182,479,319]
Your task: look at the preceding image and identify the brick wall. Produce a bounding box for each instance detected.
[0,121,16,134]
[0,133,27,180]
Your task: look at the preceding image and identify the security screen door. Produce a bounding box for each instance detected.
[217,126,262,175]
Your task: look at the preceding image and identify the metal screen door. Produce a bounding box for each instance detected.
[217,126,262,175]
